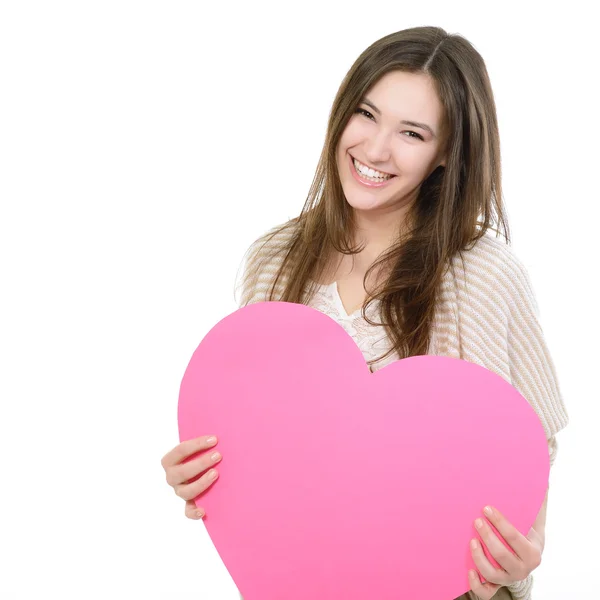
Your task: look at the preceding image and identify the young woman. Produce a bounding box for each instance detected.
[161,26,569,600]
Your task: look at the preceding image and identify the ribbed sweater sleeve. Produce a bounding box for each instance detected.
[502,246,569,438]
[449,238,568,600]
[234,222,293,308]
[500,247,567,599]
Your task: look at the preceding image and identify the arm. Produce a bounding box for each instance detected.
[501,253,566,597]
[532,488,547,552]
[500,440,554,597]
[530,434,560,552]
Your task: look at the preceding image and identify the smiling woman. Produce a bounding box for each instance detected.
[161,24,569,600]
[230,24,569,600]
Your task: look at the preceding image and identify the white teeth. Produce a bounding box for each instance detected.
[353,158,393,180]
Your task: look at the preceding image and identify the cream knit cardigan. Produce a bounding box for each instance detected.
[234,221,569,600]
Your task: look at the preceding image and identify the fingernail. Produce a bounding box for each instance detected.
[210,452,221,462]
[206,436,217,445]
[484,506,493,517]
[209,469,218,480]
[196,510,205,518]
[475,518,483,529]
[471,539,478,550]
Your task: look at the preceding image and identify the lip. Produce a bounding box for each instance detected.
[349,154,397,188]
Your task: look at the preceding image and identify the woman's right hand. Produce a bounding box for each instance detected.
[161,435,223,520]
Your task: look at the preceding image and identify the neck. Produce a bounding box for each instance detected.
[320,199,414,285]
[351,201,412,259]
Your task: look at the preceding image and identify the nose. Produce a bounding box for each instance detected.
[363,129,393,166]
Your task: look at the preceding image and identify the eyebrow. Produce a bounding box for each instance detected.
[361,98,437,138]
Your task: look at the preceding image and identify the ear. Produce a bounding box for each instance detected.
[438,146,447,168]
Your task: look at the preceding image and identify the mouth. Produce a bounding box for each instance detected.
[350,155,397,178]
[349,154,397,187]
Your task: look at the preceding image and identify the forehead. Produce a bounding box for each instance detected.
[363,71,444,125]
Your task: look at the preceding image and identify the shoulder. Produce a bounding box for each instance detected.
[455,230,530,278]
[246,218,299,259]
[241,218,300,278]
[234,218,299,306]
[447,230,539,315]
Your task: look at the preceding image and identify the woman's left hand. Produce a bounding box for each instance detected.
[468,505,545,599]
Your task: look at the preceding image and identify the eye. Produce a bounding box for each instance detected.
[403,131,424,140]
[355,107,375,121]
[354,107,424,141]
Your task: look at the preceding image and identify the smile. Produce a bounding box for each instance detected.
[349,154,397,188]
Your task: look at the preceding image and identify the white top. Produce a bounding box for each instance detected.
[307,280,397,372]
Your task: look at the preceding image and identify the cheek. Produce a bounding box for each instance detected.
[339,119,368,147]
[393,149,433,174]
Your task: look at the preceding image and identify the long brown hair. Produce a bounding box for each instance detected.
[239,26,510,369]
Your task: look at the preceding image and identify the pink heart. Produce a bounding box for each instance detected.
[178,301,549,600]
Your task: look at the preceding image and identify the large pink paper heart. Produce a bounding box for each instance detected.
[178,301,549,600]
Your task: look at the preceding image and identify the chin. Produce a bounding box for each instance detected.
[343,194,387,212]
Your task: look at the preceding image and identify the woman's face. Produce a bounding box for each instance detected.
[336,70,447,215]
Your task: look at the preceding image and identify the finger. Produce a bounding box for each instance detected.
[161,435,218,470]
[470,537,509,586]
[483,506,538,572]
[468,569,501,600]
[474,514,521,575]
[175,467,220,501]
[527,525,545,554]
[166,449,222,487]
[185,499,205,520]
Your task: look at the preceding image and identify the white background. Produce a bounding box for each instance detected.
[1,1,598,599]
